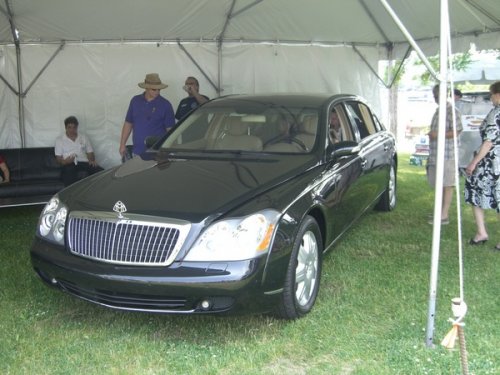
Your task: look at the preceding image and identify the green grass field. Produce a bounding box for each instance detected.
[0,154,498,375]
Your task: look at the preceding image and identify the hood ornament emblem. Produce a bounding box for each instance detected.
[113,201,127,218]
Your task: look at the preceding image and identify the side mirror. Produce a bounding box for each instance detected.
[145,136,161,149]
[330,141,360,158]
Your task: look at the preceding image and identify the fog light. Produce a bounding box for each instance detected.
[200,299,211,310]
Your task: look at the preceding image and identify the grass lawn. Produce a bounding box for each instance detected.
[0,154,498,375]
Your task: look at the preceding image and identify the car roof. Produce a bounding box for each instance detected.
[209,93,360,109]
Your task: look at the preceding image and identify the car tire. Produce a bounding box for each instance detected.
[375,161,397,211]
[276,215,322,319]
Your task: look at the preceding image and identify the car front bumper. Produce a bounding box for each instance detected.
[30,237,284,315]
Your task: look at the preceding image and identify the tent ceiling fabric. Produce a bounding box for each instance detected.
[1,0,499,52]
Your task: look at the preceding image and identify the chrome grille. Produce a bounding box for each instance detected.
[67,211,191,266]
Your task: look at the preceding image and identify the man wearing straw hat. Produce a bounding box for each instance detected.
[119,73,175,158]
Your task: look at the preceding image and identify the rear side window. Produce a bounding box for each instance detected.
[345,101,378,140]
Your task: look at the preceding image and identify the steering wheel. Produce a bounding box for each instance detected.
[264,135,308,151]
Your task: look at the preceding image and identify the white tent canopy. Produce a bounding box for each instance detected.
[2,0,499,51]
[1,0,499,166]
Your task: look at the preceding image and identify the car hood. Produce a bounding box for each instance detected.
[60,152,319,222]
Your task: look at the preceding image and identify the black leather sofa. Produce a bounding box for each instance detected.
[0,147,64,207]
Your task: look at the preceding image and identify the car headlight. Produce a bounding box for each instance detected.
[38,196,68,245]
[184,210,280,262]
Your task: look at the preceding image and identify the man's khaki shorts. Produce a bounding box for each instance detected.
[426,160,457,187]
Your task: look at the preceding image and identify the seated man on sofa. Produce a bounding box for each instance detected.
[55,116,103,186]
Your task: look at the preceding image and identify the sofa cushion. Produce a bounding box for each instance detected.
[0,179,64,198]
[0,147,64,206]
[2,147,61,181]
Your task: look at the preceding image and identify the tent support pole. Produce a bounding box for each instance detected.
[359,0,391,43]
[352,44,411,88]
[387,46,412,87]
[464,0,500,25]
[15,44,25,147]
[0,72,19,95]
[379,0,453,348]
[4,0,25,147]
[231,0,264,18]
[425,0,450,349]
[351,45,385,86]
[378,0,440,81]
[215,0,263,96]
[23,42,65,96]
[216,0,237,96]
[176,40,220,95]
[217,45,222,97]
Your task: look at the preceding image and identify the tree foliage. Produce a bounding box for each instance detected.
[415,51,472,85]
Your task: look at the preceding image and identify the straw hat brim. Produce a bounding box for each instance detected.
[138,82,168,89]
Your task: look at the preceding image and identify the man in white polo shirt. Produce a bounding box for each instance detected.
[55,115,103,186]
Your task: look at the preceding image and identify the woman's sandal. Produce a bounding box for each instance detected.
[469,238,488,245]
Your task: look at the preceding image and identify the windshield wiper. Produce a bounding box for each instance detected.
[201,149,244,155]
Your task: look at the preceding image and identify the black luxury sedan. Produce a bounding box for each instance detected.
[31,94,397,319]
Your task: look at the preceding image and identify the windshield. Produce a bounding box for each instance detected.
[161,101,320,154]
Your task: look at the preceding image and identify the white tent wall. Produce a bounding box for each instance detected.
[221,43,380,100]
[0,42,379,168]
[0,79,18,148]
[224,44,323,93]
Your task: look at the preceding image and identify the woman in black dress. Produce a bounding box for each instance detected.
[464,81,500,249]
